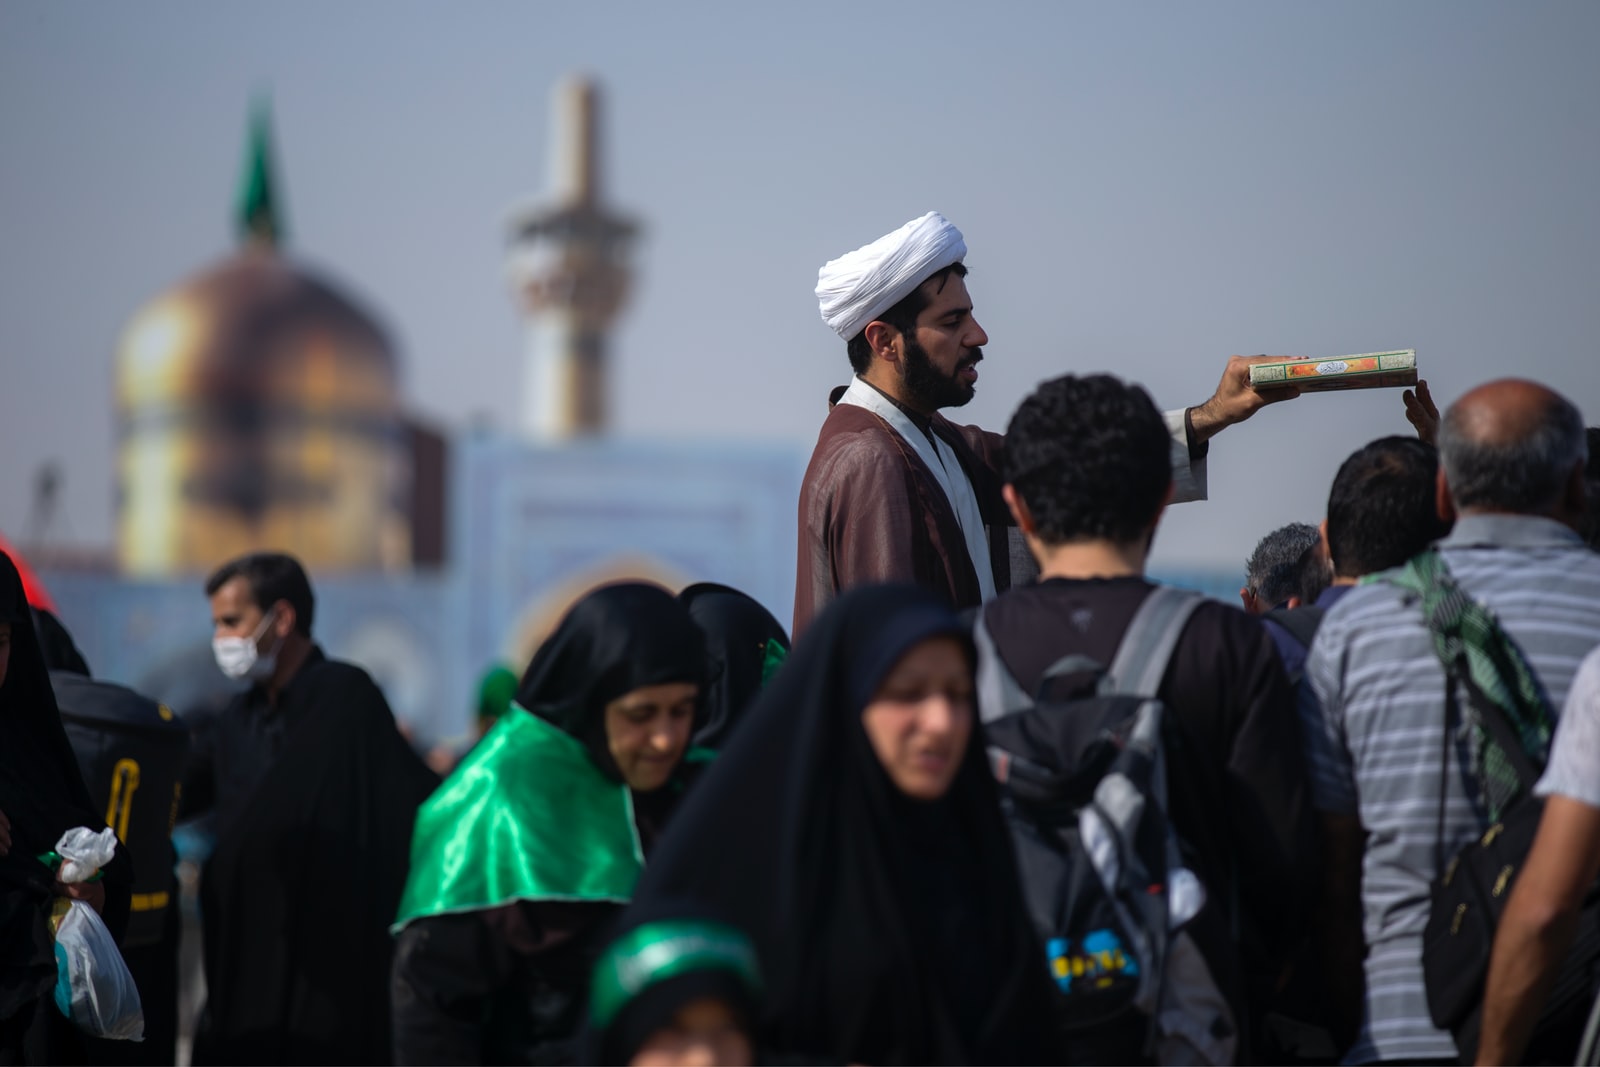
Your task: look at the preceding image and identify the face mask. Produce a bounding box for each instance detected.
[213,609,280,682]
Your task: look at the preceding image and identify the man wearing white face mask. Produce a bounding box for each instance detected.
[211,603,285,682]
[178,551,438,1065]
[180,552,322,835]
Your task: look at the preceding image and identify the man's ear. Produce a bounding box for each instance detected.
[1239,588,1256,613]
[270,601,297,641]
[1435,466,1458,525]
[1285,595,1303,609]
[861,321,901,366]
[1002,484,1035,534]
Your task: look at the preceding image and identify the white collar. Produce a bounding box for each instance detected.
[837,378,997,600]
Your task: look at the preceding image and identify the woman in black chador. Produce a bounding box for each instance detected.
[0,551,131,1064]
[391,582,709,1065]
[627,583,1062,1065]
[677,582,789,750]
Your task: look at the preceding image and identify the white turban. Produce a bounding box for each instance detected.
[815,212,966,340]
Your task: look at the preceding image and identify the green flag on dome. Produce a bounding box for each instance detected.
[236,98,285,247]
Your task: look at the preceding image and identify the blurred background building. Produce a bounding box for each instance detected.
[26,77,803,751]
[116,102,425,576]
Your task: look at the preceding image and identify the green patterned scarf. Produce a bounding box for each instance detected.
[1380,549,1554,821]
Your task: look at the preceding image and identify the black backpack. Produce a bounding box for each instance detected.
[52,671,190,948]
[973,586,1236,1065]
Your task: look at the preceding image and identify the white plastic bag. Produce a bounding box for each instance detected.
[50,826,144,1041]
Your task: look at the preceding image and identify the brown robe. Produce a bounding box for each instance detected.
[793,383,1208,636]
[793,387,1031,636]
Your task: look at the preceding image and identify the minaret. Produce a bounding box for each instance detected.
[507,77,638,440]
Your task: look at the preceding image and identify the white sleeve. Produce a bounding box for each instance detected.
[1164,408,1207,503]
[1536,645,1600,809]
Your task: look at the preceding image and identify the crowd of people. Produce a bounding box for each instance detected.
[2,209,1600,1066]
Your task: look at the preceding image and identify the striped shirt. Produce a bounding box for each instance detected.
[1299,514,1600,1064]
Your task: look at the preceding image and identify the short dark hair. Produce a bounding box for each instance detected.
[1243,523,1321,607]
[204,551,315,636]
[1326,436,1452,578]
[844,262,968,374]
[1004,374,1172,545]
[1438,390,1586,513]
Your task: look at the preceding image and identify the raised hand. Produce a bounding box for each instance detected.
[1403,379,1439,445]
[1188,354,1305,443]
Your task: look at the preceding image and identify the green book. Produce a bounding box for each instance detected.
[1249,349,1418,392]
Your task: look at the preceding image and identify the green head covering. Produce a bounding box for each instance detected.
[475,664,519,723]
[589,918,762,1031]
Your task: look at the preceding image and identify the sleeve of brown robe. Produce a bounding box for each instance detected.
[794,421,932,636]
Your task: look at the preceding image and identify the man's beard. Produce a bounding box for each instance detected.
[902,338,982,412]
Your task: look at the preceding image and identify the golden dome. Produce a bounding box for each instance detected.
[114,103,411,575]
[118,246,397,413]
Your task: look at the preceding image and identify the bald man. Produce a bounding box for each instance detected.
[1296,379,1599,1064]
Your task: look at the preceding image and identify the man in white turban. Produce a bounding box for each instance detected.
[794,210,1300,635]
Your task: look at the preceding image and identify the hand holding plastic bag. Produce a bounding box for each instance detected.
[48,826,144,1041]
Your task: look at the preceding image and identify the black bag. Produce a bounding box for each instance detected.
[974,586,1237,1066]
[53,672,189,949]
[1422,672,1600,1063]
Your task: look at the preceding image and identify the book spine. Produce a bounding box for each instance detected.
[1250,350,1416,388]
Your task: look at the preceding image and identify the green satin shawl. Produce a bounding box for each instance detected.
[392,707,644,932]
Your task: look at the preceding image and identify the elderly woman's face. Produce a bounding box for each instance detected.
[604,682,698,793]
[860,636,973,801]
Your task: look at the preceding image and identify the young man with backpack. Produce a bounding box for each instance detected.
[974,373,1319,1062]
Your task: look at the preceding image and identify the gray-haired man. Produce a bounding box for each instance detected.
[1298,379,1600,1063]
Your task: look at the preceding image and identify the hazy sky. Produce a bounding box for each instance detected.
[3,1,1598,572]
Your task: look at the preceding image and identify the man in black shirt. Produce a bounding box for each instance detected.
[180,552,436,1065]
[977,374,1319,1060]
[180,553,319,837]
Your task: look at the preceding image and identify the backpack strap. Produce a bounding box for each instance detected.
[1101,585,1207,699]
[1381,549,1554,822]
[974,585,1205,719]
[972,607,1035,724]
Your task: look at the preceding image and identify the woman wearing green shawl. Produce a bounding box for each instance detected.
[390,583,708,1065]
